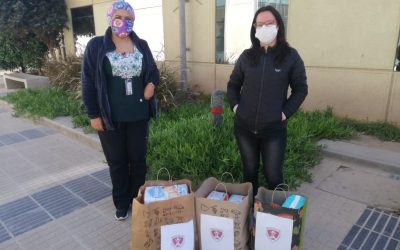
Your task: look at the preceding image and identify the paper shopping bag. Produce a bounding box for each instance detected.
[161,220,194,250]
[201,214,234,250]
[252,186,308,250]
[255,212,293,250]
[131,178,195,250]
[195,177,253,250]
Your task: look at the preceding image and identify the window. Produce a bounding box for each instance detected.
[215,0,289,64]
[71,6,95,56]
[126,0,164,60]
[258,0,288,31]
[215,0,226,63]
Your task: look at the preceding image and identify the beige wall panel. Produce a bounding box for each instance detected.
[66,0,110,7]
[65,0,92,8]
[216,64,234,91]
[301,68,392,121]
[187,63,216,93]
[387,73,400,125]
[288,0,400,70]
[163,1,180,61]
[163,1,215,63]
[93,0,112,4]
[93,2,112,35]
[186,1,215,63]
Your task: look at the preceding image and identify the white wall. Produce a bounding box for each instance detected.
[127,0,164,60]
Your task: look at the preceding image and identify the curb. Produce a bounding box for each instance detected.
[318,139,400,175]
[36,117,102,151]
[0,98,102,152]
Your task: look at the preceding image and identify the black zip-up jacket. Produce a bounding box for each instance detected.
[227,47,307,133]
[81,28,159,130]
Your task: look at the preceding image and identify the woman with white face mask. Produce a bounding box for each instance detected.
[81,0,159,221]
[227,6,308,194]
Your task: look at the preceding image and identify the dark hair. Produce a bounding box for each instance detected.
[247,6,290,66]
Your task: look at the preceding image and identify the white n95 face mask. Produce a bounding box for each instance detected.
[255,25,278,45]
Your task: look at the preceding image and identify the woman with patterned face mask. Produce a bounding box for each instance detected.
[81,0,159,221]
[227,6,308,195]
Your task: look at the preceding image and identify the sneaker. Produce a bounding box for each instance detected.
[115,209,129,221]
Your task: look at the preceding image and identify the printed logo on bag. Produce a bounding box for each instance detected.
[210,228,224,242]
[266,227,281,242]
[171,235,185,249]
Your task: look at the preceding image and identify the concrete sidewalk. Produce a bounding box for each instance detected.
[0,93,399,249]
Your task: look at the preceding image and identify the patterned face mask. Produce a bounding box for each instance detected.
[111,18,133,38]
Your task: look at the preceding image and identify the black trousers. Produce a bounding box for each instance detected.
[98,120,148,211]
[234,123,287,194]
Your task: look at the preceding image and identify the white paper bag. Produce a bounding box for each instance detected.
[161,220,194,250]
[255,212,293,250]
[200,214,234,250]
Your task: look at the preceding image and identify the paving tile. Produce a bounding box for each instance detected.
[373,213,389,233]
[63,175,111,204]
[0,133,26,145]
[356,208,372,227]
[373,235,389,250]
[0,223,11,243]
[393,221,400,240]
[36,127,57,135]
[341,208,400,250]
[360,231,378,250]
[387,239,399,250]
[15,221,75,250]
[0,238,21,250]
[2,208,52,236]
[365,210,380,230]
[341,225,361,247]
[90,168,112,187]
[31,185,87,219]
[351,228,369,249]
[384,216,399,236]
[0,197,38,221]
[18,129,47,140]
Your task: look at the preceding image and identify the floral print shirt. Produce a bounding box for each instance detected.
[106,48,143,79]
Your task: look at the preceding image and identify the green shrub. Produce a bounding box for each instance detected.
[147,101,355,189]
[42,57,82,94]
[147,99,243,188]
[156,62,178,112]
[3,88,362,189]
[340,119,400,142]
[2,88,81,119]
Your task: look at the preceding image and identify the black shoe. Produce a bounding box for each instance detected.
[115,209,129,221]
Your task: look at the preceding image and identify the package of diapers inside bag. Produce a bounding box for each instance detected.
[144,184,189,204]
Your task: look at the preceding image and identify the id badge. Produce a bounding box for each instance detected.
[125,78,133,96]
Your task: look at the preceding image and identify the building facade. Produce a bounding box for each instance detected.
[64,0,164,58]
[64,0,400,124]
